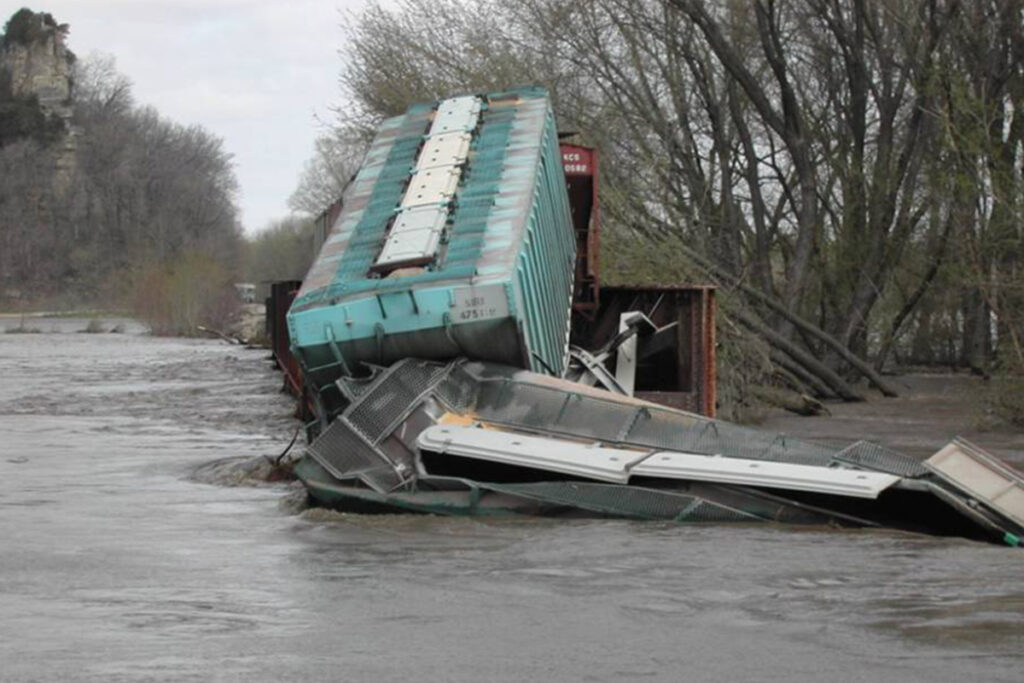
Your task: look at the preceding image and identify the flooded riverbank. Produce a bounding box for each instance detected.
[2,321,1021,681]
[761,374,1024,466]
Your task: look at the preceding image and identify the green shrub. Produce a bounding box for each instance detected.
[1,9,57,48]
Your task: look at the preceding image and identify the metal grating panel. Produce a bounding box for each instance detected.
[476,381,572,431]
[344,359,453,444]
[832,440,929,478]
[306,418,405,492]
[429,96,481,135]
[477,481,761,522]
[625,409,714,453]
[678,500,761,523]
[461,366,864,470]
[434,363,478,411]
[557,395,639,443]
[335,373,378,402]
[416,132,472,170]
[625,408,838,465]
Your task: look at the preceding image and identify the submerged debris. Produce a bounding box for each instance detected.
[192,455,297,488]
[292,358,1024,546]
[276,88,1024,547]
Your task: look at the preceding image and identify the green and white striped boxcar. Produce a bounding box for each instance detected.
[287,87,575,397]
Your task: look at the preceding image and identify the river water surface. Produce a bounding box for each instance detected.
[1,320,1022,682]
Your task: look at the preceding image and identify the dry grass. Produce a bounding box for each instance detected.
[985,371,1024,428]
[130,252,240,337]
[4,324,42,334]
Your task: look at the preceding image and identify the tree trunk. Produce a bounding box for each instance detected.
[735,309,866,401]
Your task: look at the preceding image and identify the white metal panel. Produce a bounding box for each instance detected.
[376,229,444,268]
[417,132,471,170]
[630,452,901,499]
[614,312,637,396]
[429,96,481,136]
[418,425,637,483]
[401,167,462,208]
[418,425,900,498]
[392,203,449,235]
[925,439,1024,527]
[375,205,449,268]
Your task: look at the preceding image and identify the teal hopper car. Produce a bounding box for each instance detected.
[287,87,576,405]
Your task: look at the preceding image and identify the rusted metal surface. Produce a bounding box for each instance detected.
[571,285,717,418]
[633,391,701,413]
[560,143,600,318]
[703,289,717,417]
[313,198,344,261]
[267,280,305,406]
[288,138,714,418]
[556,141,715,416]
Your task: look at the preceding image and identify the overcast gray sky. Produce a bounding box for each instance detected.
[9,0,365,232]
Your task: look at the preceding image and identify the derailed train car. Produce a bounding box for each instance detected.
[287,88,575,425]
[284,88,1024,547]
[296,358,1024,546]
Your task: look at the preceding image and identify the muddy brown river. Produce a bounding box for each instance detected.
[2,319,1022,681]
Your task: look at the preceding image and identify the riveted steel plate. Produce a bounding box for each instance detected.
[416,132,472,170]
[429,96,481,135]
[401,167,462,208]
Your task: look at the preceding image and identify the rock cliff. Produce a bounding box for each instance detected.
[0,9,76,185]
[2,13,72,115]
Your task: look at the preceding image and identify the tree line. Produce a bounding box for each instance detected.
[0,10,242,328]
[293,0,1024,419]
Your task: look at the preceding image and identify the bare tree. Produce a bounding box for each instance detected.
[245,215,317,283]
[304,0,1024,407]
[0,39,244,307]
[288,131,365,216]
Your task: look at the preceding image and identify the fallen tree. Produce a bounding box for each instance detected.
[628,217,896,401]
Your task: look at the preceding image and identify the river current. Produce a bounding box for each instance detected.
[1,319,1021,682]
